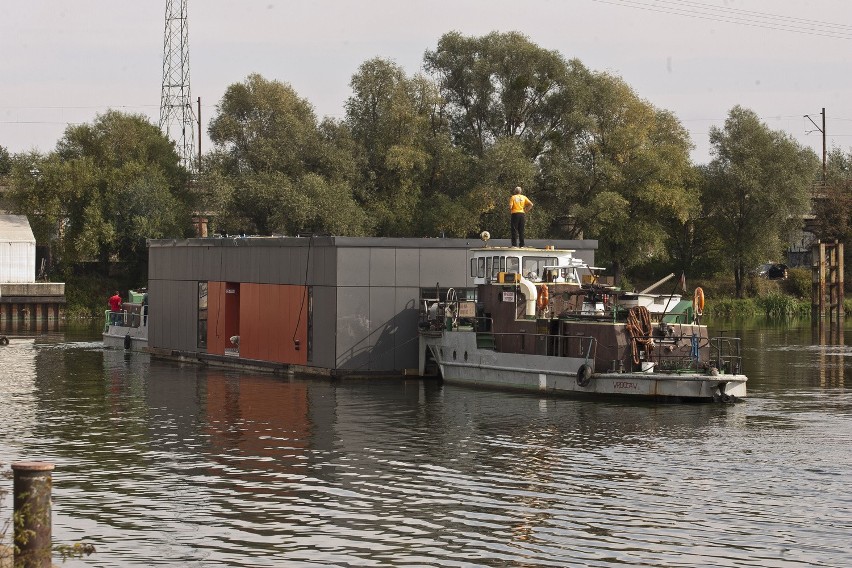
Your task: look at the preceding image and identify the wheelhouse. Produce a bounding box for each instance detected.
[470,247,584,285]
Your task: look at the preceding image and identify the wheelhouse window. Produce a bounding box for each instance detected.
[522,256,551,281]
[471,257,486,278]
[471,255,520,279]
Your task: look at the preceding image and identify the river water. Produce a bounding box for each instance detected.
[1,320,851,567]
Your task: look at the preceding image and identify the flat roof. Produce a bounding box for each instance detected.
[0,215,35,243]
[148,235,598,250]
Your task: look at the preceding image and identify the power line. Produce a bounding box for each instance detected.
[589,0,852,40]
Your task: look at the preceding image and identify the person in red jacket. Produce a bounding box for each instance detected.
[109,291,122,325]
[509,186,533,247]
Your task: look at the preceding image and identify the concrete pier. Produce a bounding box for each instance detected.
[0,283,65,324]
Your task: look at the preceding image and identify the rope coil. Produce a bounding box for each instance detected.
[625,306,654,365]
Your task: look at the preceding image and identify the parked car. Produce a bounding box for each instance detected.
[757,263,788,280]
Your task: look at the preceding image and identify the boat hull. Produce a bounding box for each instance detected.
[103,324,148,351]
[420,331,746,402]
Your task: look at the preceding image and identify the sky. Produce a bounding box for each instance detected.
[2,0,851,165]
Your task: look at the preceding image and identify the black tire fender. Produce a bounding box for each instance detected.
[0,336,8,346]
[577,364,592,387]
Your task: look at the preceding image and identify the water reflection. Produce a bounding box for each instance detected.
[0,321,850,566]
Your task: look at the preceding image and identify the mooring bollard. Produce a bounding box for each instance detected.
[12,461,54,568]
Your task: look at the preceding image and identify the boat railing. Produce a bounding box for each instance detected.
[626,333,743,374]
[710,336,743,375]
[104,305,148,332]
[482,331,597,360]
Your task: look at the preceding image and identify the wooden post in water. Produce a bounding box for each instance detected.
[12,462,54,568]
[812,239,845,321]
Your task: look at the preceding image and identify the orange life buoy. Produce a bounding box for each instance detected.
[693,287,705,316]
[537,284,550,311]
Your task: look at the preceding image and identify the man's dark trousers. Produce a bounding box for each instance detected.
[511,213,525,247]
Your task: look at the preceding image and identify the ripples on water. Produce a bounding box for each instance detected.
[1,326,852,567]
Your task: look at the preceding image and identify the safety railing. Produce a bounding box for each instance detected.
[103,306,148,333]
[711,336,743,375]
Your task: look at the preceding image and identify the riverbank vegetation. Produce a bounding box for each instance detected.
[1,31,851,315]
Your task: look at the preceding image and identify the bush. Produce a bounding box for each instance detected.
[64,274,123,320]
[755,292,810,318]
[783,267,811,298]
[706,297,759,318]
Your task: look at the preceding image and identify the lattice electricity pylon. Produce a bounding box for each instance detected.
[159,0,196,173]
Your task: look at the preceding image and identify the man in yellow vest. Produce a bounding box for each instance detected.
[509,186,533,247]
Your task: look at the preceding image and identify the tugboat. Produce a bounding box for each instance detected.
[418,239,746,402]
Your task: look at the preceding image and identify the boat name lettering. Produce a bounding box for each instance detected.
[613,381,638,390]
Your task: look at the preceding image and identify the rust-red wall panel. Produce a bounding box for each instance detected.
[236,283,307,365]
[239,284,259,361]
[207,281,226,355]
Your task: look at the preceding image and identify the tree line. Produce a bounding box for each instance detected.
[1,31,848,297]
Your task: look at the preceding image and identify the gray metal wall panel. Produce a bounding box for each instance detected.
[310,247,336,286]
[337,248,370,286]
[170,247,188,280]
[395,248,419,287]
[149,279,198,352]
[368,286,397,370]
[419,248,468,288]
[238,246,253,282]
[394,287,420,370]
[191,247,204,281]
[280,247,295,281]
[310,285,336,369]
[335,287,370,370]
[325,247,338,286]
[369,248,396,287]
[286,249,308,286]
[257,248,277,283]
[204,247,222,282]
[222,247,241,282]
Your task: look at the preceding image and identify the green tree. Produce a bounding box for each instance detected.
[0,145,11,176]
[811,147,852,242]
[540,73,694,285]
[345,58,439,235]
[424,31,587,160]
[208,74,366,235]
[703,106,819,297]
[9,112,190,277]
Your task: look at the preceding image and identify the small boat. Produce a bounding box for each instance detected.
[102,290,148,351]
[418,244,746,402]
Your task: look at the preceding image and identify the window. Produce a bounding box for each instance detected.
[490,256,507,280]
[197,282,208,349]
[470,257,486,278]
[522,256,551,280]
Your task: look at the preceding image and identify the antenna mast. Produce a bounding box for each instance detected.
[159,0,196,173]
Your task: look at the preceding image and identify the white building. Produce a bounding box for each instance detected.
[0,215,35,283]
[0,214,64,324]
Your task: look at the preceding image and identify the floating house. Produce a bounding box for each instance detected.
[0,215,65,324]
[147,236,597,376]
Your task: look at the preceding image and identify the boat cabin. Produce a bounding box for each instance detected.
[470,247,585,286]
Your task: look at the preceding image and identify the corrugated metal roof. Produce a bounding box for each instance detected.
[0,215,36,243]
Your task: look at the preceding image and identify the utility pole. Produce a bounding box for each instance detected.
[160,0,196,174]
[197,96,202,169]
[804,107,827,184]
